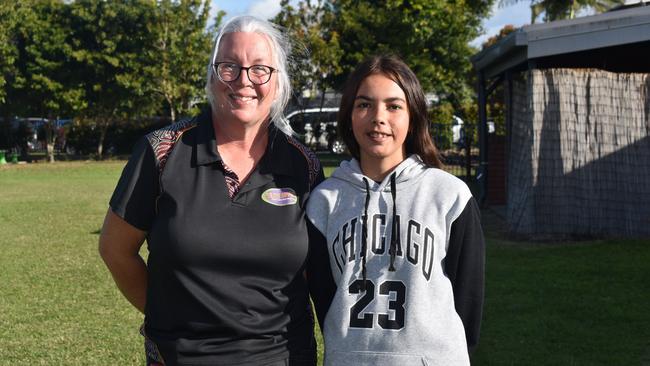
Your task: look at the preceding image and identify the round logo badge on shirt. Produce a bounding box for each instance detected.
[262,188,298,206]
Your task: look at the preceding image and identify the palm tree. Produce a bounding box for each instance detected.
[500,0,626,23]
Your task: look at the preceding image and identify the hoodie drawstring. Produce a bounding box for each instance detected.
[389,172,398,272]
[361,172,398,288]
[361,177,371,290]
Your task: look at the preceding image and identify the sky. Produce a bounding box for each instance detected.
[209,0,533,47]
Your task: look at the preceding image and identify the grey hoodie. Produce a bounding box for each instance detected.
[306,155,485,366]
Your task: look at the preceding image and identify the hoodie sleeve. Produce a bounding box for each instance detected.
[306,219,336,329]
[445,197,485,354]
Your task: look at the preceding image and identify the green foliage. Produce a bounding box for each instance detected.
[276,0,493,107]
[332,0,492,104]
[149,0,218,122]
[481,24,518,49]
[0,3,22,150]
[0,0,219,159]
[61,0,217,157]
[429,102,455,150]
[0,1,77,161]
[0,2,19,104]
[66,0,159,121]
[64,0,159,157]
[274,0,343,103]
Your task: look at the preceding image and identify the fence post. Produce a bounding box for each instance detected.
[477,72,488,206]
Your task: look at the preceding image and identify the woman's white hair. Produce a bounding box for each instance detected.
[205,15,294,135]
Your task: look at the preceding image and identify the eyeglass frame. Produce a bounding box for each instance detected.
[211,62,277,85]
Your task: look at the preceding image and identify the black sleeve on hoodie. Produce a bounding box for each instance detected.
[306,219,336,329]
[445,197,485,355]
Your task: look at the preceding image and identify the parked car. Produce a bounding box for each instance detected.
[286,107,346,154]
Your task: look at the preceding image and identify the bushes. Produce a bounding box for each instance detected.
[0,117,173,159]
[64,117,171,157]
[429,102,455,150]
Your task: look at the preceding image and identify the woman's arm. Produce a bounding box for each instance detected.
[98,208,148,313]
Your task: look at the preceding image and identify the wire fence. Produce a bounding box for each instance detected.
[430,121,478,182]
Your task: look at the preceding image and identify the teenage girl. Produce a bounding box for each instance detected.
[306,55,485,366]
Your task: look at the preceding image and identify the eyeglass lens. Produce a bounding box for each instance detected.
[216,63,272,85]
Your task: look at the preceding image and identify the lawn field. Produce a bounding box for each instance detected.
[0,161,648,365]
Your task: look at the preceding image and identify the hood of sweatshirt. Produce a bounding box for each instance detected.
[326,154,430,276]
[330,154,427,192]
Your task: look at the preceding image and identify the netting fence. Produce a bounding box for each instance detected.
[507,68,650,238]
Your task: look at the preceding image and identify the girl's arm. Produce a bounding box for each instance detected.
[445,197,485,354]
[306,219,337,329]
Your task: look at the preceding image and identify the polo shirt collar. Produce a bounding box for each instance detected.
[193,109,296,178]
[194,108,221,166]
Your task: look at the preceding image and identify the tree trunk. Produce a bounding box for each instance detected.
[166,94,176,123]
[44,117,56,163]
[97,120,108,160]
[0,115,11,153]
[465,125,472,181]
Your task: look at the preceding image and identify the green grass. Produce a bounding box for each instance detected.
[0,161,143,365]
[1,161,649,365]
[473,236,650,365]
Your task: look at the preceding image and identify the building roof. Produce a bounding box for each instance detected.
[471,5,650,78]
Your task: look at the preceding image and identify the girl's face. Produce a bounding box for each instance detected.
[351,73,410,169]
[212,32,277,127]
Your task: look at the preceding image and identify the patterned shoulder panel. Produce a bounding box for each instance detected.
[146,117,197,172]
[286,135,322,189]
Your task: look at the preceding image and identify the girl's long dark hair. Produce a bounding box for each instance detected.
[337,54,443,168]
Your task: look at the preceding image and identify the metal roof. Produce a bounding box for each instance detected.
[471,5,650,78]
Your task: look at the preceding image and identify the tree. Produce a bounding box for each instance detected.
[0,3,19,106]
[481,24,517,49]
[274,0,343,108]
[66,0,159,158]
[0,0,79,162]
[333,0,493,107]
[0,2,21,150]
[150,0,219,122]
[500,0,625,23]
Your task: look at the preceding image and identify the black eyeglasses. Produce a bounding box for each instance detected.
[212,62,276,85]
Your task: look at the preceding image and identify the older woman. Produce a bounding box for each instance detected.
[99,15,330,366]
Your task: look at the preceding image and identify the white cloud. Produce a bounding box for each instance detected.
[246,0,283,20]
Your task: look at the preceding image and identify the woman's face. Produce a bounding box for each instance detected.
[351,73,410,168]
[212,32,277,127]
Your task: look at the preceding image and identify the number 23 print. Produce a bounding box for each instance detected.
[348,279,406,330]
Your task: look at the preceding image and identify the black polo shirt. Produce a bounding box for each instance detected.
[109,109,324,366]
